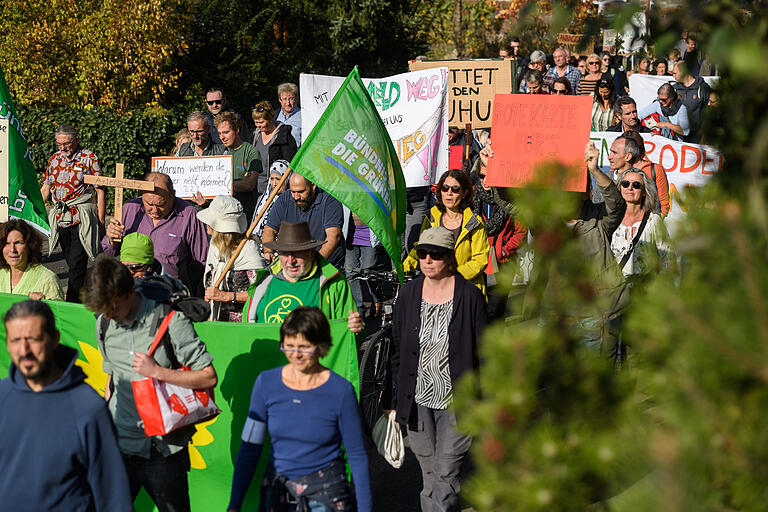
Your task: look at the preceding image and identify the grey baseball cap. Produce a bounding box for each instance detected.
[416,226,455,253]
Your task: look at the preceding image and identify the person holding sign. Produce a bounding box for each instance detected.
[102,172,209,297]
[574,142,629,359]
[175,111,228,157]
[403,169,490,297]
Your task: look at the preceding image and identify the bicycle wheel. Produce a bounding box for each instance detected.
[358,325,392,434]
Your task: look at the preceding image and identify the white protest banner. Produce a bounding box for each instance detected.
[301,68,449,188]
[628,74,719,112]
[590,131,722,232]
[151,155,233,199]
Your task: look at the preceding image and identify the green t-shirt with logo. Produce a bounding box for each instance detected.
[255,271,320,324]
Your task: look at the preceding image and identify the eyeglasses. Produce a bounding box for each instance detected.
[280,345,317,355]
[588,61,600,65]
[125,263,148,272]
[416,249,448,260]
[478,173,487,179]
[189,129,206,135]
[206,100,223,106]
[441,184,461,193]
[621,180,643,190]
[552,89,567,94]
[252,106,266,112]
[56,140,75,148]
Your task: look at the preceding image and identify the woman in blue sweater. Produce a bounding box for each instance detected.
[228,306,371,512]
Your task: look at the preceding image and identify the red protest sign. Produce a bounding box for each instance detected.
[485,94,592,192]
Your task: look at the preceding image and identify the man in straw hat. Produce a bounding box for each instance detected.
[242,221,362,333]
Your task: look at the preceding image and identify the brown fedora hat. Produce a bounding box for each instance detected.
[262,221,325,252]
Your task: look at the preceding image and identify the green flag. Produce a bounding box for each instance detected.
[290,67,407,278]
[0,66,49,234]
[0,293,359,510]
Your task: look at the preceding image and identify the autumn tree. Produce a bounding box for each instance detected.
[0,0,190,108]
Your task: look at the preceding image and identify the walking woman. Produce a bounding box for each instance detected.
[390,227,488,512]
[403,169,489,297]
[228,307,371,512]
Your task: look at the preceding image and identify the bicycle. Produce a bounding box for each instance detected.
[356,269,417,433]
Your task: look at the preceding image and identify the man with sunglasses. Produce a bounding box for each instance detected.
[203,87,250,145]
[175,111,228,157]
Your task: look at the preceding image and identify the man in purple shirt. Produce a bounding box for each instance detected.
[101,172,209,296]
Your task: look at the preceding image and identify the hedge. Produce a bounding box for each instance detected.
[17,105,189,214]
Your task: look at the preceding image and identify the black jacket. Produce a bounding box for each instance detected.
[251,122,298,167]
[389,273,488,429]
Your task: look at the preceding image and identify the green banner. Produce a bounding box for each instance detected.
[0,67,49,234]
[0,293,359,510]
[290,66,407,278]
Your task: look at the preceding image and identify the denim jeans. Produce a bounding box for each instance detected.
[123,446,191,512]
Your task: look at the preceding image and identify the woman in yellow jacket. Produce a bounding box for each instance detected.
[404,169,490,297]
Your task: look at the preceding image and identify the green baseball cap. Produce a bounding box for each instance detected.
[120,232,155,265]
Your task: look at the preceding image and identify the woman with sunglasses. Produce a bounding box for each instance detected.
[228,306,371,512]
[610,168,670,279]
[551,76,573,95]
[389,226,487,512]
[250,101,298,200]
[577,53,607,96]
[403,169,490,296]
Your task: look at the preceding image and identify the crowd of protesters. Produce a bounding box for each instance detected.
[0,30,712,511]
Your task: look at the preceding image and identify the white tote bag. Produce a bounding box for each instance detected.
[372,410,405,469]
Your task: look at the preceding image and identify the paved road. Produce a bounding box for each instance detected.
[40,239,426,511]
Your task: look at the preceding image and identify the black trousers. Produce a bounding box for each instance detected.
[123,446,191,512]
[58,225,89,303]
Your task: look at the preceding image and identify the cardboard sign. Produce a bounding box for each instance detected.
[151,155,233,199]
[408,59,512,129]
[485,94,593,191]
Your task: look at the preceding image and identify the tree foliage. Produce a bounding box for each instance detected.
[456,0,768,510]
[0,0,190,109]
[175,0,441,113]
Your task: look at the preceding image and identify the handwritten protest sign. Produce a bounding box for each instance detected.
[408,59,511,129]
[301,68,448,187]
[485,94,593,191]
[151,156,233,199]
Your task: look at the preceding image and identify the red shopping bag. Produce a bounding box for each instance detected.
[131,311,220,437]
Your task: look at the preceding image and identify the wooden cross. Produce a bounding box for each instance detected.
[84,163,155,223]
